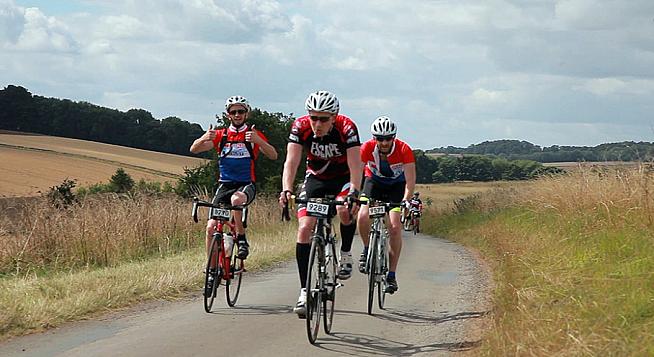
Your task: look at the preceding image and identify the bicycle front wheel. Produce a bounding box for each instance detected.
[377,235,388,309]
[403,215,412,231]
[204,236,222,313]
[226,241,244,307]
[323,240,337,334]
[305,239,322,344]
[367,231,379,315]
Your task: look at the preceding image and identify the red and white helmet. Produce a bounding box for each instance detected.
[371,116,397,136]
[305,91,339,114]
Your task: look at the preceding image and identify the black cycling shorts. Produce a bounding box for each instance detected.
[361,177,405,204]
[212,182,256,207]
[297,174,350,217]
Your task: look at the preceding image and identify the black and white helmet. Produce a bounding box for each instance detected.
[371,116,397,136]
[224,95,250,112]
[305,91,339,114]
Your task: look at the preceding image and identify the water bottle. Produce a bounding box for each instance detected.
[224,233,234,256]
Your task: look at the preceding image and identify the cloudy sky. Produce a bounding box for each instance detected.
[2,0,653,149]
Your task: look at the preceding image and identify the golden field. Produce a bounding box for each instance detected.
[0,131,207,197]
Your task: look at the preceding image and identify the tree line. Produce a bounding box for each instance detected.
[2,85,561,193]
[428,139,654,162]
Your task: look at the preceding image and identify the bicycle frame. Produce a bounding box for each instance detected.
[292,196,343,344]
[363,199,400,314]
[192,197,247,311]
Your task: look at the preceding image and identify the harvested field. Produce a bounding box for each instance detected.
[0,131,208,197]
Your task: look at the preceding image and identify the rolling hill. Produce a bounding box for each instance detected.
[0,131,208,197]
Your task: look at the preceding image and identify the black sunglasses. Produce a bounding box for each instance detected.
[309,115,331,123]
[375,135,395,142]
[229,109,247,115]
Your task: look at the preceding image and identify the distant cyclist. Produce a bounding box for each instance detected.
[405,192,423,232]
[357,116,416,294]
[190,96,277,266]
[279,90,362,317]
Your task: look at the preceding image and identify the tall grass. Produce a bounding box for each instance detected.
[424,165,654,355]
[0,193,296,338]
[1,193,199,275]
[0,193,286,276]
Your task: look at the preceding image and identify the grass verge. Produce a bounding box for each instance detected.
[0,195,296,340]
[423,167,654,355]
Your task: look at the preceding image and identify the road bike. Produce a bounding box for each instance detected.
[192,197,247,312]
[402,206,421,235]
[290,196,343,345]
[362,198,401,315]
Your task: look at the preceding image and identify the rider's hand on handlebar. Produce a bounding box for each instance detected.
[345,188,360,212]
[279,190,293,207]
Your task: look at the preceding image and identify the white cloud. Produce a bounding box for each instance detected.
[577,78,654,96]
[1,3,77,52]
[0,0,24,44]
[2,0,654,148]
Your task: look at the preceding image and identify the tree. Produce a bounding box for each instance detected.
[110,168,135,193]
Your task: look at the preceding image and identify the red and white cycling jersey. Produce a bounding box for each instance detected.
[288,114,360,180]
[361,138,415,185]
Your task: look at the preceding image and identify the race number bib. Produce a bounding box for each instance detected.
[307,202,330,217]
[368,205,386,218]
[211,207,231,220]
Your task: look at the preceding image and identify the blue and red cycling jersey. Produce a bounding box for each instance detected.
[361,138,415,185]
[211,124,267,183]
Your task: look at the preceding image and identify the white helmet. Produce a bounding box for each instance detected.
[371,116,397,136]
[305,91,339,114]
[224,95,250,112]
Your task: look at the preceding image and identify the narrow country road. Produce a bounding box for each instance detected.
[0,232,492,356]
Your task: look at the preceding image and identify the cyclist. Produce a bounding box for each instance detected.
[279,90,362,317]
[405,192,423,232]
[357,116,416,294]
[190,95,278,269]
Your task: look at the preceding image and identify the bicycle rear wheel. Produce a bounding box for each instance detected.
[323,240,337,334]
[367,230,378,315]
[306,239,322,344]
[226,241,244,307]
[204,236,223,313]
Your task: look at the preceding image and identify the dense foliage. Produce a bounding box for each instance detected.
[429,139,654,162]
[414,150,562,184]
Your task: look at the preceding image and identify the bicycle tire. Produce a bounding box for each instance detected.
[323,239,337,334]
[367,230,378,315]
[226,240,244,307]
[204,236,222,313]
[403,215,412,231]
[306,239,322,344]
[377,232,388,309]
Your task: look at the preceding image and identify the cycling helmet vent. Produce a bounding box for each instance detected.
[305,91,340,114]
[371,116,397,136]
[225,95,250,111]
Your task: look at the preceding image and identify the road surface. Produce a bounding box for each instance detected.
[0,232,492,356]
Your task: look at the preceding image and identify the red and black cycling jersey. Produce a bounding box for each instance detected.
[288,114,361,180]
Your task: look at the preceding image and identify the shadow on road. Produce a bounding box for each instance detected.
[375,308,489,325]
[314,331,480,356]
[207,304,292,316]
[337,308,489,325]
[309,308,488,355]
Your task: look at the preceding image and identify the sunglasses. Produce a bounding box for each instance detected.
[309,115,332,123]
[229,109,247,115]
[375,136,395,142]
